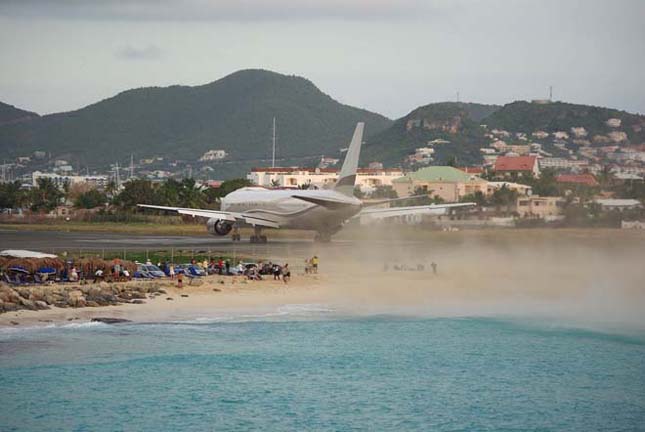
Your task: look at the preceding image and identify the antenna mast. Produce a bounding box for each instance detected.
[271,117,276,168]
[115,162,120,189]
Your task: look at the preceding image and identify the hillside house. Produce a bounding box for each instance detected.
[493,156,540,177]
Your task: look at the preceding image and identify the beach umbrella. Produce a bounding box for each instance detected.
[37,267,57,274]
[8,266,30,273]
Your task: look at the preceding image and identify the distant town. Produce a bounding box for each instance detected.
[1,96,645,229]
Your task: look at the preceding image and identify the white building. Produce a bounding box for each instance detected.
[199,150,228,161]
[247,167,404,193]
[539,158,588,171]
[31,171,108,189]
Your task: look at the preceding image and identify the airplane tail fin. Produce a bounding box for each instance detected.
[334,122,364,196]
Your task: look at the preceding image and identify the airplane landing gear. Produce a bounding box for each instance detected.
[314,231,332,243]
[249,226,268,243]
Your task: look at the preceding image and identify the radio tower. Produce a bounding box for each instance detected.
[115,162,121,189]
[271,117,276,168]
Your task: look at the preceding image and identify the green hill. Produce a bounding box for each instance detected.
[363,100,645,167]
[483,101,645,143]
[0,101,39,126]
[0,69,392,170]
[363,102,499,166]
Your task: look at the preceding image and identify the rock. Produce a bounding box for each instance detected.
[85,301,100,307]
[180,294,189,298]
[190,279,204,287]
[2,302,18,312]
[17,288,31,299]
[158,289,167,294]
[67,291,86,307]
[19,298,38,311]
[91,317,132,324]
[34,300,50,310]
[10,321,19,325]
[129,292,147,300]
[166,297,174,301]
[29,289,46,302]
[54,302,69,308]
[131,299,145,304]
[212,288,222,292]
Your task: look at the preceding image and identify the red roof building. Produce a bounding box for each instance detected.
[494,156,540,176]
[459,166,485,175]
[555,174,599,187]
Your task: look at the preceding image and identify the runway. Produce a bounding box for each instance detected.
[0,228,339,258]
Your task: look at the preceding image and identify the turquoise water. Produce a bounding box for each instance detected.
[1,313,644,431]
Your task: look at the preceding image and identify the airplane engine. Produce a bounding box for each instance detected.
[207,218,233,236]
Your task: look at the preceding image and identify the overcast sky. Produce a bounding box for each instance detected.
[1,0,643,119]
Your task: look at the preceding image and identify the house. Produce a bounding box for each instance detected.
[555,174,599,187]
[247,167,404,193]
[594,199,642,211]
[515,196,565,218]
[199,150,227,161]
[392,166,488,202]
[487,181,532,196]
[493,156,540,177]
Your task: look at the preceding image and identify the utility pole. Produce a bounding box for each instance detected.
[272,117,276,168]
[115,162,121,189]
[129,154,134,179]
[549,85,553,101]
[456,91,460,103]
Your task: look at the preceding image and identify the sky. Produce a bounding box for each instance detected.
[0,0,644,119]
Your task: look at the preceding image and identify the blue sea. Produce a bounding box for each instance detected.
[1,311,644,431]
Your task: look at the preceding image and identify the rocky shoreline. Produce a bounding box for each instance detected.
[0,281,173,314]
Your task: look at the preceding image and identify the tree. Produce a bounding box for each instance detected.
[0,181,27,209]
[370,185,398,199]
[461,191,487,206]
[298,180,313,190]
[30,178,64,212]
[216,178,253,197]
[114,179,158,210]
[74,189,108,209]
[523,169,560,197]
[177,178,205,208]
[490,185,518,214]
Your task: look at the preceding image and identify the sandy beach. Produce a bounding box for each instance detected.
[3,228,645,329]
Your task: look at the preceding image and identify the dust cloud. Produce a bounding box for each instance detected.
[306,227,645,329]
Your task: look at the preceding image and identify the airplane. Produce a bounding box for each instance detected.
[139,122,475,242]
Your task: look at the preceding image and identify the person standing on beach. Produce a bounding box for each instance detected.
[311,256,319,274]
[431,262,437,275]
[282,263,291,283]
[169,264,175,280]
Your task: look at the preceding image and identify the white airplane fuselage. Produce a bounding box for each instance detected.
[221,187,362,232]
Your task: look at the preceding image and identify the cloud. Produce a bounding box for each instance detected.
[115,44,162,61]
[0,0,435,22]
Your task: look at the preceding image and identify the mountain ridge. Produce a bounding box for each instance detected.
[0,69,392,170]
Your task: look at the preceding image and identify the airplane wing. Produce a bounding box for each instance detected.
[137,204,281,229]
[358,202,476,219]
[291,195,355,210]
